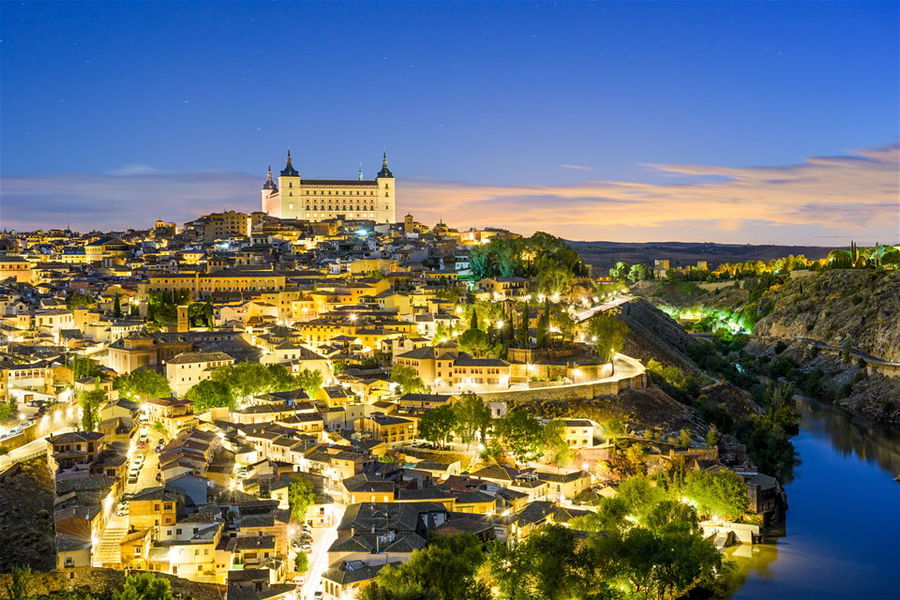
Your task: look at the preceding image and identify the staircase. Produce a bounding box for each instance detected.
[92,518,129,567]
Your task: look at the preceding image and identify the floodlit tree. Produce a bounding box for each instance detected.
[626,263,652,283]
[494,410,545,463]
[361,533,489,600]
[211,362,271,400]
[542,419,573,467]
[588,312,628,363]
[114,368,171,401]
[682,469,749,520]
[417,405,456,449]
[185,379,235,412]
[459,328,492,357]
[288,477,317,523]
[390,364,429,395]
[452,392,492,450]
[293,368,323,398]
[112,572,175,600]
[78,383,106,431]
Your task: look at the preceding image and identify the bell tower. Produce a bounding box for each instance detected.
[375,151,396,223]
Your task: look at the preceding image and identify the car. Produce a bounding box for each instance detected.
[313,591,323,600]
[300,544,312,552]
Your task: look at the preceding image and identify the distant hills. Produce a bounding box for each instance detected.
[568,240,838,272]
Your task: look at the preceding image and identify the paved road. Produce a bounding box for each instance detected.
[573,294,632,323]
[300,503,346,600]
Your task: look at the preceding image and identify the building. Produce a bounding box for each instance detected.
[165,351,234,396]
[261,151,397,223]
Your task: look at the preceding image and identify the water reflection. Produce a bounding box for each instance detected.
[729,399,900,599]
[798,397,900,475]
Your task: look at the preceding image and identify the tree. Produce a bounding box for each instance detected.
[609,261,631,280]
[266,363,298,393]
[70,356,102,380]
[678,428,692,449]
[459,328,491,357]
[487,525,597,600]
[615,476,670,524]
[4,566,34,600]
[542,420,573,467]
[452,392,492,450]
[115,368,171,401]
[588,312,628,363]
[390,364,429,395]
[288,477,317,523]
[517,305,530,346]
[494,410,545,463]
[112,293,123,318]
[78,382,105,431]
[211,362,271,399]
[417,405,456,449]
[626,263,652,283]
[362,533,490,600]
[469,306,480,331]
[706,425,719,447]
[294,368,323,399]
[294,552,308,573]
[112,572,174,600]
[682,469,748,520]
[185,379,235,412]
[65,291,95,311]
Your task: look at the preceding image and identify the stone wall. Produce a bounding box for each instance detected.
[0,567,226,600]
[479,368,646,406]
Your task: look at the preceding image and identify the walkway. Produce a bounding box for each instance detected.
[573,294,632,323]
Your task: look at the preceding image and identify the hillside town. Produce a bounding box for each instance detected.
[0,204,790,600]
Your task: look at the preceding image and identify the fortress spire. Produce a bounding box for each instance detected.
[280,149,299,177]
[377,151,394,178]
[262,165,277,190]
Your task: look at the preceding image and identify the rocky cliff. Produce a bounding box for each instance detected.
[753,270,900,362]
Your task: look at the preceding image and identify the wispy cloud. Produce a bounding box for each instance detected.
[558,164,596,172]
[0,144,896,245]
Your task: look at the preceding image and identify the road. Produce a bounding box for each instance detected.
[573,294,632,323]
[300,503,346,600]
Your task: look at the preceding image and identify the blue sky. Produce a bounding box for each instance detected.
[1,1,898,243]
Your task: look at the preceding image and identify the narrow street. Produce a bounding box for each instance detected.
[300,503,345,600]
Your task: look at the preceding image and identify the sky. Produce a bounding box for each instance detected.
[1,0,898,244]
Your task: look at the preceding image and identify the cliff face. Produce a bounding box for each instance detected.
[617,298,704,375]
[754,270,900,362]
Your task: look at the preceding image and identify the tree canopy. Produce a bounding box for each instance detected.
[588,312,629,362]
[390,364,429,395]
[682,469,748,520]
[184,379,235,412]
[114,368,171,401]
[417,405,456,448]
[288,477,317,523]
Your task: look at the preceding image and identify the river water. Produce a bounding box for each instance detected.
[728,398,900,599]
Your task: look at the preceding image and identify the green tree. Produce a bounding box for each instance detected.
[78,383,106,431]
[626,263,652,283]
[112,572,174,600]
[390,364,429,395]
[211,362,271,399]
[417,405,456,449]
[615,476,670,524]
[4,566,34,600]
[588,312,628,363]
[362,533,490,600]
[288,477,317,523]
[706,425,719,447]
[70,356,102,380]
[185,379,235,412]
[609,261,631,280]
[294,552,308,573]
[494,410,545,463]
[65,291,95,311]
[452,392,492,450]
[678,428,692,449]
[542,419,573,467]
[458,328,491,357]
[115,368,171,401]
[516,305,530,346]
[294,368,324,399]
[682,469,748,520]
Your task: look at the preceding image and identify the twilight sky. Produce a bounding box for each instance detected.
[1,1,898,244]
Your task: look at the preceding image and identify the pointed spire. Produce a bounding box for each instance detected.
[358,163,364,181]
[280,149,299,177]
[263,164,277,190]
[377,150,394,178]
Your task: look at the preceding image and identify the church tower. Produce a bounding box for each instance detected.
[260,165,278,213]
[375,151,396,223]
[276,150,300,218]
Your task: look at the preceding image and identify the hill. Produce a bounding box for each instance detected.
[569,240,836,272]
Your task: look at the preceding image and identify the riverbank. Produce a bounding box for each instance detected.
[726,397,900,599]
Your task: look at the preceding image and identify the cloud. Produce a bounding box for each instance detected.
[558,164,596,172]
[0,144,896,245]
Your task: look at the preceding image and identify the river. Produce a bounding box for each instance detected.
[727,398,900,599]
